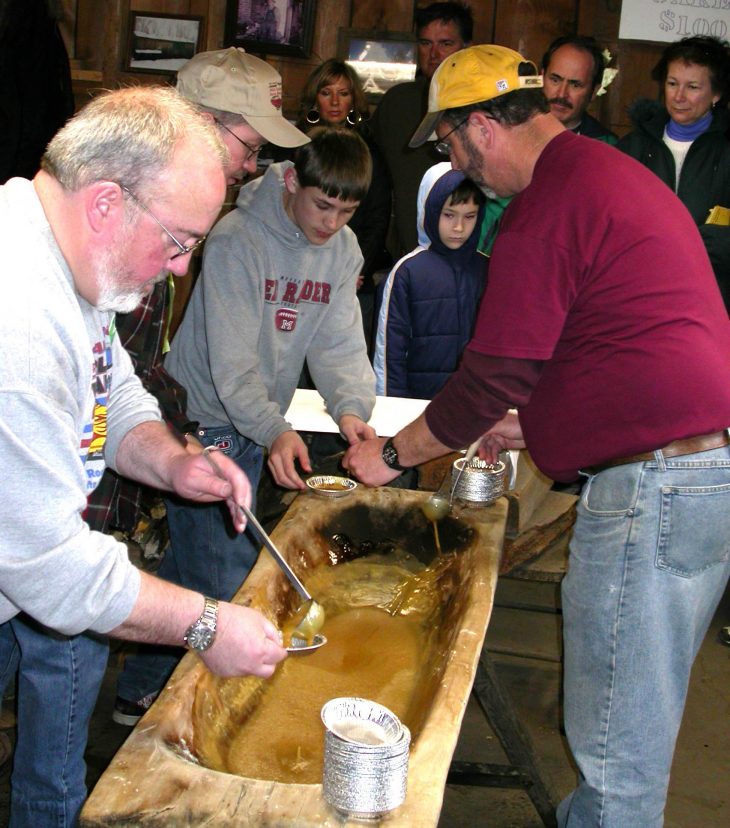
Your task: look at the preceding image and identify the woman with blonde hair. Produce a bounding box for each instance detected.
[297,59,370,130]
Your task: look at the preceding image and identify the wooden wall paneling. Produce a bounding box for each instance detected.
[468,1,497,45]
[494,0,577,65]
[75,0,106,69]
[576,0,620,43]
[352,0,414,32]
[308,0,352,63]
[206,0,227,49]
[102,0,125,84]
[608,41,664,135]
[129,0,193,13]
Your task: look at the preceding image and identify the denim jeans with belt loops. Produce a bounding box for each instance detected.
[116,425,264,704]
[0,616,108,827]
[557,443,730,827]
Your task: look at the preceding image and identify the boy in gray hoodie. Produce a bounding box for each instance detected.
[115,127,376,717]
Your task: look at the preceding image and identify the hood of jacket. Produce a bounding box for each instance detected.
[235,161,334,251]
[415,162,483,263]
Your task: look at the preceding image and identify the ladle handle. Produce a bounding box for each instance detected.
[202,447,312,602]
[449,438,482,507]
[237,501,312,602]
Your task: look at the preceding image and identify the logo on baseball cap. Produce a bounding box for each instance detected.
[409,45,543,148]
[177,47,309,148]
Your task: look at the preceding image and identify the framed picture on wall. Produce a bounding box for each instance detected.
[126,13,204,74]
[337,29,417,101]
[224,0,315,59]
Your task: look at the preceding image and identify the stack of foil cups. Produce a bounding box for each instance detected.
[321,697,410,819]
[451,456,508,504]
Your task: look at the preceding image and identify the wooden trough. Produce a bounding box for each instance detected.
[81,486,507,826]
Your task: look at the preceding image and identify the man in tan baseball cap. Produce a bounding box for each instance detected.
[177,47,309,185]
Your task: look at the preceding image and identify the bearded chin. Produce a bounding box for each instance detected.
[478,184,499,200]
[93,247,147,314]
[96,289,145,314]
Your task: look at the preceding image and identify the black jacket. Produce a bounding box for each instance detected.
[617,100,730,311]
[577,112,618,144]
[0,0,74,183]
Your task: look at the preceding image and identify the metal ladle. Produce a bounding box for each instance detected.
[421,439,481,522]
[202,447,326,648]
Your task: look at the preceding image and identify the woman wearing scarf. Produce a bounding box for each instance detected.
[618,36,730,313]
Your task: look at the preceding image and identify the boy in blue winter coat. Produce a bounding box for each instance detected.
[374,163,486,399]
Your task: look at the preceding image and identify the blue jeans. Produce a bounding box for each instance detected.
[117,425,264,703]
[557,444,730,827]
[0,615,108,828]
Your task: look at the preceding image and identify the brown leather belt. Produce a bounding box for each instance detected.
[584,430,730,475]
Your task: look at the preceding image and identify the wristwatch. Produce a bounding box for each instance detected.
[381,437,409,471]
[183,596,219,652]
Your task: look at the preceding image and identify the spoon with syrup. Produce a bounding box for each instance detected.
[421,439,482,523]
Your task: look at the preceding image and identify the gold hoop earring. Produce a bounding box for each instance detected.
[306,108,320,125]
[346,109,361,127]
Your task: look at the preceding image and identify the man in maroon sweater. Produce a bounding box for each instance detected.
[344,45,730,828]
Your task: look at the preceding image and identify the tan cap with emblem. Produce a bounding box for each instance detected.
[177,47,309,148]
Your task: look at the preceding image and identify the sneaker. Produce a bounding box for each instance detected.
[112,692,158,727]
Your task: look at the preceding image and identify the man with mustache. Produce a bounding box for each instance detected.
[541,34,617,144]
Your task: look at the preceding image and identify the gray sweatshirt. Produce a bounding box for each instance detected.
[0,178,160,634]
[167,162,375,448]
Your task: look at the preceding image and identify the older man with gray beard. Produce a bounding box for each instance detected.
[0,86,286,827]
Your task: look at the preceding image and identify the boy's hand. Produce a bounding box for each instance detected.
[267,430,311,490]
[339,414,376,445]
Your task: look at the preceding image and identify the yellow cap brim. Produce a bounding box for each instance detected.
[409,111,442,148]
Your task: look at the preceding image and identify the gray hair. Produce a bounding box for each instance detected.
[41,85,228,196]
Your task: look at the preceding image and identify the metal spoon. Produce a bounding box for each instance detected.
[202,447,326,646]
[421,438,481,522]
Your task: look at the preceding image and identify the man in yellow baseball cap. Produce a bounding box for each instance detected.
[409,44,543,148]
[347,43,730,828]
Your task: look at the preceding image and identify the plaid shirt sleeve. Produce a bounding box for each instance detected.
[84,278,190,533]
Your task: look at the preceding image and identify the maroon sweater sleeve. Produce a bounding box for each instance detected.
[425,350,544,448]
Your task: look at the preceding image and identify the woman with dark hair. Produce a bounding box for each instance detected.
[271,60,392,352]
[618,36,730,311]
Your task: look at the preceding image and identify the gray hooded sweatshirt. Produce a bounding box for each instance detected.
[166,162,375,448]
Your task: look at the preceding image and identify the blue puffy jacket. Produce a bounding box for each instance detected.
[374,163,486,399]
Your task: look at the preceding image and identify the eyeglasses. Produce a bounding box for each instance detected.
[434,118,469,156]
[214,117,263,161]
[120,186,205,260]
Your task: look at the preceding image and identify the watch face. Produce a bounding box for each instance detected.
[186,624,214,651]
[382,443,398,466]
